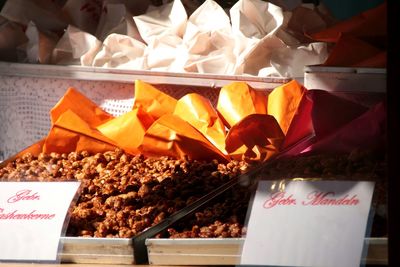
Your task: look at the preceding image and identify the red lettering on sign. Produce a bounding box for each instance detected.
[263,192,296,209]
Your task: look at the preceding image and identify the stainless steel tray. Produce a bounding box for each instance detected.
[0,61,290,89]
[60,237,134,265]
[146,237,388,266]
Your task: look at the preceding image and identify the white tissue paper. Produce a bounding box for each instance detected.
[95,3,142,42]
[0,0,329,77]
[265,42,328,78]
[52,25,102,66]
[180,0,239,74]
[145,35,188,72]
[133,0,187,45]
[91,33,146,69]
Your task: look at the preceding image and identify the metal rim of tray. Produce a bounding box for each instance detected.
[0,61,290,89]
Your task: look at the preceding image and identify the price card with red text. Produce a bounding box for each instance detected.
[0,182,80,262]
[241,180,374,267]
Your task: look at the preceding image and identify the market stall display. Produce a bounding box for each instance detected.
[0,75,387,264]
[0,0,388,265]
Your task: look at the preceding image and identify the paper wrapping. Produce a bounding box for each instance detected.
[280,89,385,157]
[97,108,154,155]
[174,93,227,155]
[302,102,386,154]
[95,3,143,42]
[52,25,102,65]
[132,80,177,120]
[91,33,146,69]
[217,82,268,128]
[225,114,284,161]
[44,109,118,154]
[36,79,312,162]
[139,114,229,162]
[0,0,332,76]
[133,0,187,45]
[308,2,386,67]
[267,80,306,136]
[50,87,113,126]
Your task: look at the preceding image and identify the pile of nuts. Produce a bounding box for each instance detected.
[161,183,253,238]
[0,149,249,238]
[160,149,387,238]
[0,149,387,238]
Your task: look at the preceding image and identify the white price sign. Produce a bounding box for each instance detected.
[0,182,80,261]
[241,180,375,267]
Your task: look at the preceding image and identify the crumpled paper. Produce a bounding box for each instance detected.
[97,107,154,155]
[132,80,177,120]
[95,2,143,42]
[91,33,146,68]
[1,0,330,77]
[133,0,187,44]
[80,0,328,77]
[52,25,102,65]
[50,87,114,126]
[174,93,227,155]
[308,2,386,67]
[44,109,118,154]
[260,42,328,78]
[39,79,309,162]
[225,114,284,161]
[217,82,268,128]
[139,113,229,162]
[267,79,306,135]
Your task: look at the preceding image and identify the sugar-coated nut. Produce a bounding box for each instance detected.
[0,149,249,238]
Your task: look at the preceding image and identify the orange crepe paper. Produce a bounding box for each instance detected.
[133,80,178,121]
[139,114,229,162]
[217,82,268,128]
[267,80,306,135]
[97,108,154,155]
[50,87,113,126]
[43,110,117,154]
[225,114,284,162]
[308,2,386,43]
[174,93,227,155]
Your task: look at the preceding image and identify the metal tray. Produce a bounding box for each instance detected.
[146,237,388,266]
[60,237,133,265]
